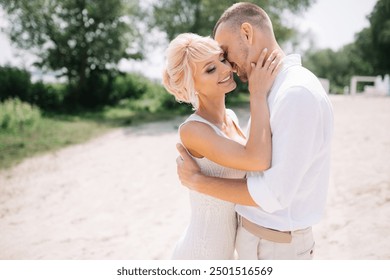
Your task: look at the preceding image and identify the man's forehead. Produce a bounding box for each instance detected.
[214,22,229,39]
[214,23,232,51]
[219,44,228,53]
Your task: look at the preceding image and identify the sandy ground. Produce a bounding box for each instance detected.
[0,94,389,260]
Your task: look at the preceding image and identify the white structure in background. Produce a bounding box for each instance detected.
[349,74,390,95]
[318,78,330,94]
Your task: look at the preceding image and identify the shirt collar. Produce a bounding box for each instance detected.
[266,54,301,101]
[280,54,302,73]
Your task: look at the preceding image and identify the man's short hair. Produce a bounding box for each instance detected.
[212,2,272,38]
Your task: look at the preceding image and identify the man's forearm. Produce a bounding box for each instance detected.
[192,174,258,206]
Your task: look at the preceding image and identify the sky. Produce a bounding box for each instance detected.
[295,0,378,50]
[0,0,378,80]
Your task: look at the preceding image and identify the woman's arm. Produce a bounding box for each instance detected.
[180,49,282,171]
[176,143,257,206]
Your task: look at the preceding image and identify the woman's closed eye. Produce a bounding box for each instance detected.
[206,66,216,74]
[220,53,228,63]
[205,53,228,74]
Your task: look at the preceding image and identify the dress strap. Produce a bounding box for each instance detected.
[179,113,224,137]
[179,109,243,138]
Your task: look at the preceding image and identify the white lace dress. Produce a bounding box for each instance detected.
[172,111,246,259]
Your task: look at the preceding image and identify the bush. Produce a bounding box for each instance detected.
[111,72,189,113]
[130,76,190,113]
[111,72,149,103]
[0,66,32,102]
[0,66,67,111]
[30,82,66,111]
[0,66,191,114]
[143,80,176,111]
[0,98,41,131]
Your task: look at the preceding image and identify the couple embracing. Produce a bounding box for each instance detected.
[162,2,333,260]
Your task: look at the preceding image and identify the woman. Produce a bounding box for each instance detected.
[162,33,281,259]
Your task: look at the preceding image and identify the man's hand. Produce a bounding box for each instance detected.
[176,143,202,190]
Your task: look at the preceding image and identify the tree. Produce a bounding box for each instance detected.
[151,0,314,43]
[151,0,314,96]
[351,28,376,75]
[364,0,390,75]
[303,41,378,94]
[0,0,144,107]
[303,48,343,94]
[303,0,390,94]
[333,0,390,79]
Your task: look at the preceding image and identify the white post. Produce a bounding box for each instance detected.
[385,74,390,96]
[350,77,357,95]
[350,76,377,95]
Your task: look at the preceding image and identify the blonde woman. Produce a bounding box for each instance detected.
[162,33,281,259]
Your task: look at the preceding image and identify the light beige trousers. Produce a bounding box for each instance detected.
[236,224,315,260]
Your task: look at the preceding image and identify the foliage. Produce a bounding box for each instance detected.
[29,82,67,111]
[0,63,181,112]
[303,44,378,94]
[151,0,314,42]
[0,91,187,170]
[111,73,150,103]
[0,113,109,169]
[0,65,67,110]
[303,0,390,93]
[0,0,144,107]
[303,48,349,94]
[360,0,390,75]
[334,0,390,78]
[0,98,41,131]
[0,66,32,102]
[112,73,190,114]
[151,0,314,94]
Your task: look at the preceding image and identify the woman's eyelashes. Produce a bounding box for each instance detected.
[206,57,227,74]
[206,66,216,74]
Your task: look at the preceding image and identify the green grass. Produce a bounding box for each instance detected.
[0,105,186,170]
[0,92,249,170]
[0,117,106,169]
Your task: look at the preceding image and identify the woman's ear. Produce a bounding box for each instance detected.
[240,22,254,45]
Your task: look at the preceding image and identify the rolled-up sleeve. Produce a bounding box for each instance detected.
[247,87,322,213]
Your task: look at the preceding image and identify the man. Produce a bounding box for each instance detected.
[176,2,334,260]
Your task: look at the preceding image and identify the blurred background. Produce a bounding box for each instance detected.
[0,0,390,260]
[0,0,387,169]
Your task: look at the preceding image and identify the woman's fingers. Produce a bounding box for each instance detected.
[267,53,280,73]
[251,49,280,75]
[271,58,283,76]
[253,48,268,69]
[263,50,279,71]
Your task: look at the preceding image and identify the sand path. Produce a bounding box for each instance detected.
[0,95,389,259]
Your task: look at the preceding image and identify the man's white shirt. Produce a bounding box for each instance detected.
[235,54,334,231]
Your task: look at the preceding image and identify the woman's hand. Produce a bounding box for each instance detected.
[176,143,202,189]
[248,48,282,98]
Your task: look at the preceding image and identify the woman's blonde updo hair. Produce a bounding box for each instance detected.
[162,33,222,109]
